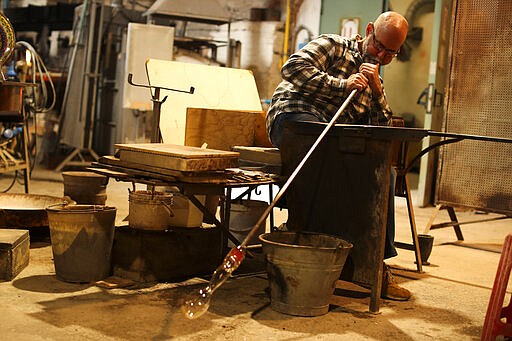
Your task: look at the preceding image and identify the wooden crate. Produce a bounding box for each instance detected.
[0,229,29,281]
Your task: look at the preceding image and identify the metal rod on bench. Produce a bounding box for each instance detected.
[242,89,357,247]
[181,89,358,319]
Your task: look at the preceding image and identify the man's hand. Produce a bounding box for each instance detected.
[359,63,383,96]
[346,73,369,92]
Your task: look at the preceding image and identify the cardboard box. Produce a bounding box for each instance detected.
[0,229,29,281]
[170,194,206,228]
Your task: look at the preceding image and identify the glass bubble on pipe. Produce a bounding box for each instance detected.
[182,245,246,319]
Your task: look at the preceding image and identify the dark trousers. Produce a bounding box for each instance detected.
[270,113,397,259]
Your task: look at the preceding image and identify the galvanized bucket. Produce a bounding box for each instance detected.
[47,204,117,283]
[228,199,268,246]
[259,231,352,316]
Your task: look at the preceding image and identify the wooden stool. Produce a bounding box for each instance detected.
[481,234,512,340]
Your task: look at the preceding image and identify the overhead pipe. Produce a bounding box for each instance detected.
[281,0,291,67]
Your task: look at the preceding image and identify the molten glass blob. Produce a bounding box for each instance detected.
[182,245,246,319]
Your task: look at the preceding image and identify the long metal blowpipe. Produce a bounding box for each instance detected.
[181,89,358,319]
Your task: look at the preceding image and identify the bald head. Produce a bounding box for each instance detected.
[373,11,409,48]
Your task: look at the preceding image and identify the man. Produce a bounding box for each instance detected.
[265,11,410,301]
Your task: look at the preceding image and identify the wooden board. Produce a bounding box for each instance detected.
[123,23,174,110]
[115,143,239,172]
[145,59,262,145]
[96,156,231,184]
[185,108,258,151]
[232,146,281,165]
[254,110,274,147]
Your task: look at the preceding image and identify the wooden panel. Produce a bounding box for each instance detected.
[232,146,281,165]
[185,108,257,150]
[123,23,174,110]
[254,110,274,147]
[145,59,262,145]
[115,143,239,172]
[96,156,231,184]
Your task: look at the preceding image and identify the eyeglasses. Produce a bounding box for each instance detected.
[372,32,400,57]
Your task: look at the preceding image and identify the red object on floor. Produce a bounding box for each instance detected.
[481,234,512,341]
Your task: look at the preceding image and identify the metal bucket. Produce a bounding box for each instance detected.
[259,231,353,316]
[418,234,434,265]
[228,199,268,246]
[46,204,117,283]
[62,171,108,205]
[128,190,173,230]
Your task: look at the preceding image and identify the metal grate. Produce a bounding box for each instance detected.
[436,0,512,214]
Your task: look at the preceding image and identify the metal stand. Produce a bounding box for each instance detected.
[0,81,33,193]
[56,1,102,171]
[393,139,423,272]
[396,130,512,255]
[127,71,194,143]
[0,122,31,193]
[423,204,511,242]
[424,204,464,240]
[55,148,99,172]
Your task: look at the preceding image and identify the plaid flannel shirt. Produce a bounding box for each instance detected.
[266,34,392,138]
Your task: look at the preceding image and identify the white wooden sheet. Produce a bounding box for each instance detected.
[123,24,174,110]
[145,59,262,145]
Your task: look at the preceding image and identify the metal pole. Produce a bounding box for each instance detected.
[81,1,96,149]
[57,0,89,136]
[87,2,105,150]
[241,89,358,247]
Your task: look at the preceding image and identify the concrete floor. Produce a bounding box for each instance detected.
[0,166,510,340]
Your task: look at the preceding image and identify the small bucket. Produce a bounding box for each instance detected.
[62,171,108,205]
[47,204,117,283]
[259,231,353,316]
[128,190,173,230]
[228,199,268,246]
[418,234,434,265]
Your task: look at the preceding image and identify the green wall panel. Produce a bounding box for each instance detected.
[320,0,385,35]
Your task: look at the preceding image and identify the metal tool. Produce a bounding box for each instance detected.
[181,89,358,319]
[127,73,194,143]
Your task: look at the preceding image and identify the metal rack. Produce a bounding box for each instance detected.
[0,80,34,193]
[88,157,282,249]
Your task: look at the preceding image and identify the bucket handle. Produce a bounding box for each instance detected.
[163,202,175,217]
[128,188,174,217]
[46,196,75,209]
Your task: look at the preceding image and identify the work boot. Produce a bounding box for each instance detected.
[381,264,411,301]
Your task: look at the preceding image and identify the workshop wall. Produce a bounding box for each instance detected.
[202,21,284,101]
[319,0,382,35]
[384,0,435,172]
[385,0,434,130]
[186,0,321,101]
